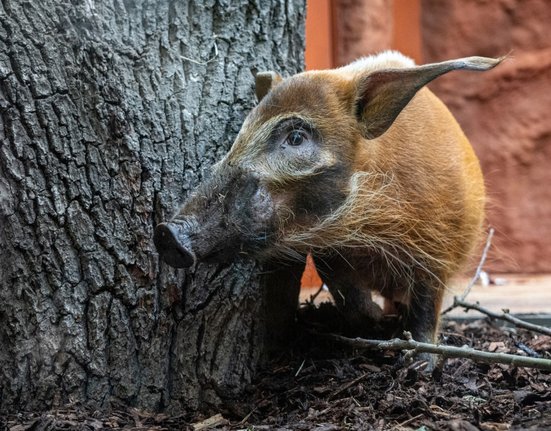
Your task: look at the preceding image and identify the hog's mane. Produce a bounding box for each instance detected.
[276,171,477,291]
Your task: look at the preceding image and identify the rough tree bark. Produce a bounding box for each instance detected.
[0,0,305,413]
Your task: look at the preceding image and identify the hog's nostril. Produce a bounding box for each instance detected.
[154,222,196,268]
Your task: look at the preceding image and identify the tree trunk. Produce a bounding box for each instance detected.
[0,0,305,413]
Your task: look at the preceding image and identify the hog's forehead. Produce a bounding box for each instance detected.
[236,74,353,144]
[225,73,355,164]
[254,73,351,121]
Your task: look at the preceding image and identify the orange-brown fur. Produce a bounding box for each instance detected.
[156,52,502,365]
[226,52,499,348]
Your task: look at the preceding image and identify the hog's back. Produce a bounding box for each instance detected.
[357,87,485,278]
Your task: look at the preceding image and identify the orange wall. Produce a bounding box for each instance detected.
[306,0,422,69]
[393,0,422,63]
[305,0,334,70]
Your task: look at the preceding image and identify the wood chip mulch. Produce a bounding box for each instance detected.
[3,304,551,430]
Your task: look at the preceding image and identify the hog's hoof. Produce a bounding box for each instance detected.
[414,351,438,375]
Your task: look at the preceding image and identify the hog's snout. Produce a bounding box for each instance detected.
[154,222,196,268]
[155,167,279,269]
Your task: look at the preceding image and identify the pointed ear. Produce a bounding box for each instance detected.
[357,56,505,139]
[255,71,283,102]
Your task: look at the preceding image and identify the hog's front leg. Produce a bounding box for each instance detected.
[313,256,384,332]
[403,278,445,372]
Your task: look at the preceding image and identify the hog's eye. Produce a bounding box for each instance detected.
[286,131,307,146]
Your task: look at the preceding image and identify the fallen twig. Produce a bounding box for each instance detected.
[460,227,495,301]
[441,228,494,315]
[323,331,551,371]
[294,359,306,377]
[396,413,424,428]
[307,283,325,305]
[329,372,369,400]
[192,413,228,430]
[453,298,551,337]
[515,341,541,358]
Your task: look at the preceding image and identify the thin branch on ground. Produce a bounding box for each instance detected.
[441,227,494,315]
[439,227,550,338]
[329,372,369,400]
[192,413,228,430]
[307,283,325,305]
[460,227,495,301]
[322,331,551,371]
[452,298,551,337]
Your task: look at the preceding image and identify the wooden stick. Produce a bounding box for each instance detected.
[323,332,551,371]
[459,227,495,301]
[441,228,494,315]
[453,298,551,337]
[329,373,369,400]
[192,413,228,430]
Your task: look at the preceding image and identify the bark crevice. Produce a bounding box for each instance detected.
[0,0,305,414]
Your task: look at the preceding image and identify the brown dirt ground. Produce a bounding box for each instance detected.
[3,302,551,431]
